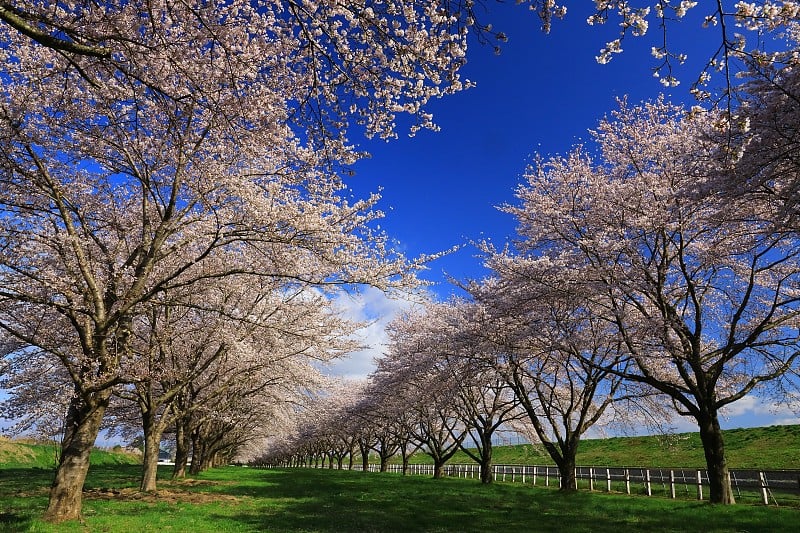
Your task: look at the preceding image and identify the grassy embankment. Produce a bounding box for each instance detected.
[0,436,140,469]
[404,424,800,468]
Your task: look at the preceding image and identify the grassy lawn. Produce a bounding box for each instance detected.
[2,466,799,532]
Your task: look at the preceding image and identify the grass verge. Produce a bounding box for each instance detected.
[1,466,799,532]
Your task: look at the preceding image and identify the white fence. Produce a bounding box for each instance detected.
[338,463,800,506]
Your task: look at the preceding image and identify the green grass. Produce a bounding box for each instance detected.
[1,426,798,532]
[1,466,799,532]
[404,424,800,469]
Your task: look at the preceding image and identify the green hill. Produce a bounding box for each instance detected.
[0,437,141,469]
[407,424,800,470]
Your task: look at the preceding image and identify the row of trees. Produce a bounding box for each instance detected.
[262,60,800,505]
[0,0,499,523]
[3,0,800,521]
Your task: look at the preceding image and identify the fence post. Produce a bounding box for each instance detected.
[589,467,594,491]
[625,468,631,495]
[533,466,537,486]
[759,471,769,505]
[696,470,703,501]
[606,468,611,492]
[669,470,676,499]
[645,469,652,497]
[546,466,550,487]
[522,466,526,484]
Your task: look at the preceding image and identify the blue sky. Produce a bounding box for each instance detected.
[348,2,721,296]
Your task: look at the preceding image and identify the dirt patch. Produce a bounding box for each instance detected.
[84,480,240,505]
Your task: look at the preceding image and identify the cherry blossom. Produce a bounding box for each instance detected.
[501,98,800,503]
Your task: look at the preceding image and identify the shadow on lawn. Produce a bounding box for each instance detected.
[0,510,32,533]
[209,468,796,533]
[0,468,52,533]
[0,466,54,494]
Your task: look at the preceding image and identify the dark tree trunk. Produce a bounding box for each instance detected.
[479,436,494,484]
[140,410,165,492]
[172,421,190,479]
[556,454,577,492]
[402,456,409,475]
[379,454,389,472]
[433,460,446,479]
[44,391,109,523]
[480,457,493,484]
[698,411,735,504]
[189,431,203,475]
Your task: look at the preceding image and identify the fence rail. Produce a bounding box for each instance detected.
[285,462,800,507]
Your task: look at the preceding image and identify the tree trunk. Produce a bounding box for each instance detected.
[43,392,109,523]
[698,411,735,504]
[402,456,409,476]
[189,431,203,475]
[140,411,165,492]
[379,455,389,472]
[556,454,577,493]
[480,438,494,484]
[433,459,445,479]
[172,421,190,479]
[361,450,369,472]
[480,457,493,484]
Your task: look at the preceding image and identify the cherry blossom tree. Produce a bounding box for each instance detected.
[109,278,357,490]
[503,98,800,503]
[0,346,73,450]
[468,275,652,492]
[0,0,490,522]
[371,368,467,479]
[0,1,480,142]
[0,44,425,529]
[381,300,521,483]
[514,1,800,97]
[719,41,800,231]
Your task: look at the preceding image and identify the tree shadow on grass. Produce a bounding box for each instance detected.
[0,468,52,533]
[84,464,143,490]
[0,510,32,533]
[0,467,54,495]
[208,469,798,533]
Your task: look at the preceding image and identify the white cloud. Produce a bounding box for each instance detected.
[720,394,762,417]
[326,287,422,380]
[720,395,799,428]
